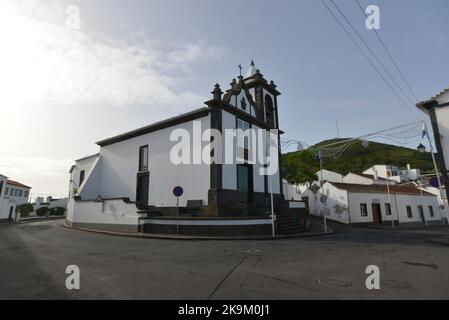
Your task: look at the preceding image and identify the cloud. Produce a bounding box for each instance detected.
[0,156,72,198]
[0,0,224,109]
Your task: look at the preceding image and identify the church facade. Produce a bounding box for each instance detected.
[66,63,304,237]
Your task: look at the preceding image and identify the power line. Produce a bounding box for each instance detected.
[320,0,421,120]
[329,0,416,107]
[355,0,419,101]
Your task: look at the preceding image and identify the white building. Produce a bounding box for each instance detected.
[0,175,31,222]
[283,169,343,201]
[417,87,449,201]
[67,63,293,236]
[343,172,390,185]
[303,181,443,226]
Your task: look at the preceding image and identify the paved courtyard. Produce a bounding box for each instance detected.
[1,219,448,299]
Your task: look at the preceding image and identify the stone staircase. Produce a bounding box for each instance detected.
[276,208,307,235]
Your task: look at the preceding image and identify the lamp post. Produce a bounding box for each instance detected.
[289,141,328,233]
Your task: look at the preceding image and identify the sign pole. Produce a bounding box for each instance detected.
[176,196,179,235]
[173,186,184,235]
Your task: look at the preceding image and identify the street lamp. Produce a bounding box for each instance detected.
[417,143,426,153]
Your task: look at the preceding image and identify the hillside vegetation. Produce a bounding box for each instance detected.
[282,139,434,185]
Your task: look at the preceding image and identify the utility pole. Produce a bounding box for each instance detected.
[319,150,328,233]
[424,121,447,225]
[385,168,394,229]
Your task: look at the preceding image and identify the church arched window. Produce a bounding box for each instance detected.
[265,94,274,127]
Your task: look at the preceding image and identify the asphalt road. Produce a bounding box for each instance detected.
[1,219,449,300]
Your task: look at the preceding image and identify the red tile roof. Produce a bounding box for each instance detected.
[6,180,31,189]
[329,182,433,196]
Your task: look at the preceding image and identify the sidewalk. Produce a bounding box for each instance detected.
[20,216,66,222]
[62,219,333,241]
[429,236,449,247]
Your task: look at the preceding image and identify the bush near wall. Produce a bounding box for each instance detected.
[16,203,34,217]
[49,207,66,216]
[36,207,49,217]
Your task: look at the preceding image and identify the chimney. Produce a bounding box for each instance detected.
[407,164,411,170]
[373,169,378,180]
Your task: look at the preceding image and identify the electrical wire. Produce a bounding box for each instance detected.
[320,0,421,120]
[355,0,419,101]
[329,0,417,107]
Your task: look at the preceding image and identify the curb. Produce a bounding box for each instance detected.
[355,224,448,231]
[62,221,333,241]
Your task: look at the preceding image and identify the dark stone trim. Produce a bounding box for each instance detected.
[428,107,449,201]
[96,108,210,147]
[142,222,271,237]
[136,171,150,207]
[222,104,284,133]
[274,95,284,197]
[207,97,223,208]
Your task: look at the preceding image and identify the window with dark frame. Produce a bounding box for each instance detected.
[385,203,392,216]
[139,145,149,172]
[429,206,435,217]
[79,170,85,186]
[360,203,368,216]
[406,206,413,218]
[0,181,3,196]
[5,187,8,196]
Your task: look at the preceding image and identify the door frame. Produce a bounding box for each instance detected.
[136,172,150,207]
[8,206,14,222]
[237,163,254,203]
[372,203,382,225]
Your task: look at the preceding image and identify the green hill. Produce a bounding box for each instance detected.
[281,139,435,184]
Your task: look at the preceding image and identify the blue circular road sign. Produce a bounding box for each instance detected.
[173,186,184,197]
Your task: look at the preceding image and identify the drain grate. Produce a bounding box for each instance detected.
[317,277,352,288]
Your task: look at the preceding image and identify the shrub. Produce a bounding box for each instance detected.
[16,203,34,217]
[36,207,49,217]
[49,207,66,216]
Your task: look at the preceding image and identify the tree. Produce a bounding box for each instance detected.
[282,151,319,186]
[16,203,34,217]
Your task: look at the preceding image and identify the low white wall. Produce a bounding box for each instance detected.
[0,198,15,221]
[67,198,140,227]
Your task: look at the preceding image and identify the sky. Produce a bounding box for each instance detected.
[0,0,448,199]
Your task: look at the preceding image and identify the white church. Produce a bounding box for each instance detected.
[67,62,307,236]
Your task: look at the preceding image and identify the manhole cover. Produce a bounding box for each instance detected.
[381,279,412,289]
[317,277,352,288]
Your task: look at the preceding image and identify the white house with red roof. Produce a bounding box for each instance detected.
[0,174,31,222]
[303,181,444,226]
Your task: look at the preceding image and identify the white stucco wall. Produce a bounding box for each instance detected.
[282,180,302,201]
[67,199,140,226]
[347,191,441,224]
[315,169,343,184]
[222,110,237,190]
[434,105,449,170]
[70,154,100,197]
[421,186,449,221]
[98,115,211,207]
[320,182,350,224]
[4,184,30,205]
